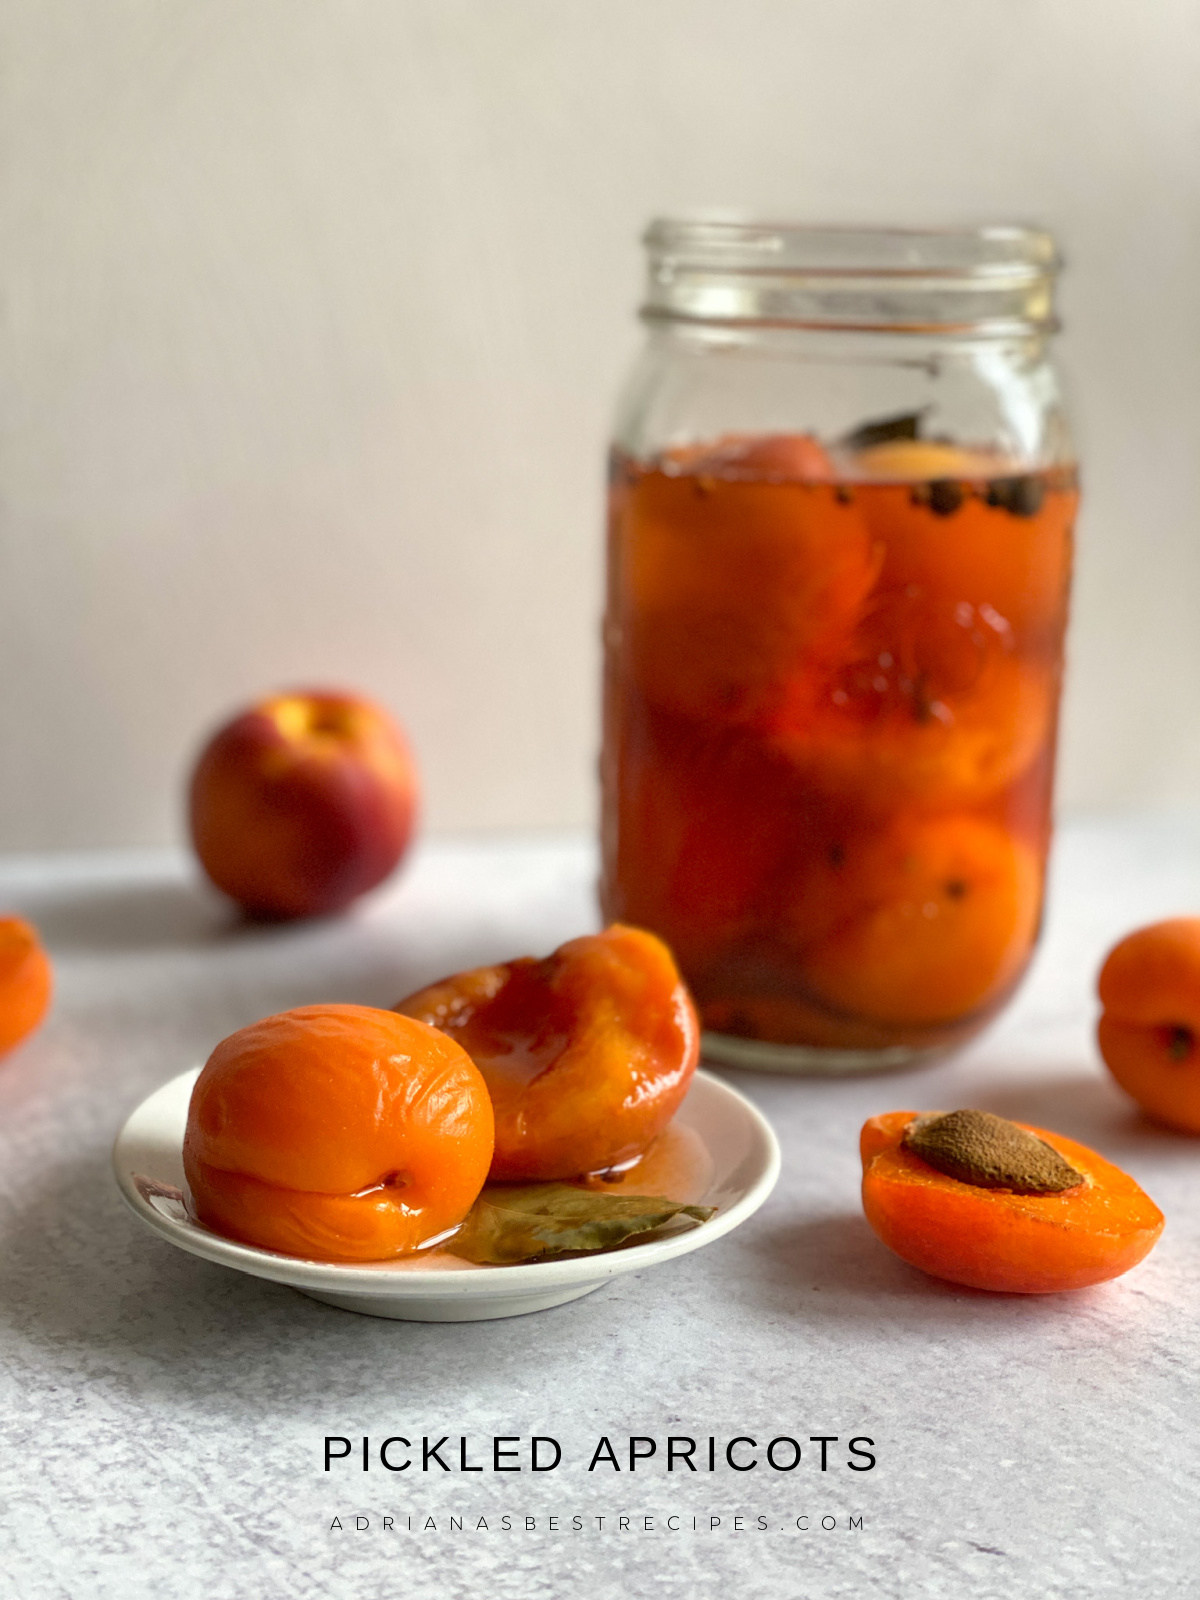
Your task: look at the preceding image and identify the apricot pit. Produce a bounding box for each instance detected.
[903,1109,1083,1195]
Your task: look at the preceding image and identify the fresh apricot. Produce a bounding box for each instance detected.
[615,466,879,723]
[0,917,52,1056]
[1097,919,1200,1133]
[861,1109,1164,1293]
[395,925,700,1182]
[189,688,418,919]
[184,1005,493,1261]
[800,816,1041,1027]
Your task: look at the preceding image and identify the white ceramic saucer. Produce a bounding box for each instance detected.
[112,1068,780,1323]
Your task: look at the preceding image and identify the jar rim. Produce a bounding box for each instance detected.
[641,217,1061,335]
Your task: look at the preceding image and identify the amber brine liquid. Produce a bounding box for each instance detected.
[600,434,1077,1056]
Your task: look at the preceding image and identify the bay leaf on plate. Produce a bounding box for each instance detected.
[447,1183,716,1266]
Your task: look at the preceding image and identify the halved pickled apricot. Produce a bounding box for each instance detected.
[618,468,879,723]
[395,925,700,1181]
[800,816,1042,1026]
[184,1004,494,1261]
[847,442,1076,638]
[861,1110,1164,1293]
[767,582,1056,811]
[693,432,837,481]
[774,656,1053,813]
[604,713,827,976]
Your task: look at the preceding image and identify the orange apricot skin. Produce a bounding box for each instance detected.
[184,1005,493,1261]
[860,1111,1164,1294]
[189,688,418,919]
[1097,919,1200,1133]
[799,816,1042,1028]
[396,924,700,1182]
[0,917,53,1056]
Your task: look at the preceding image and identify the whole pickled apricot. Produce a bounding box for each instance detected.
[800,816,1041,1027]
[0,917,52,1056]
[861,1109,1164,1293]
[395,925,699,1181]
[1098,919,1200,1133]
[184,1005,494,1261]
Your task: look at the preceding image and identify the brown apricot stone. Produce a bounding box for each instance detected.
[902,1109,1084,1195]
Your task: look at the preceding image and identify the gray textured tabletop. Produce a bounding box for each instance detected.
[2,819,1199,1600]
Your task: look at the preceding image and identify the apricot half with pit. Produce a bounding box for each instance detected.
[395,924,700,1181]
[861,1109,1163,1293]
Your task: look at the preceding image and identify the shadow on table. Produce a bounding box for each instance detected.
[952,1064,1200,1173]
[741,1206,1169,1338]
[0,1151,645,1415]
[23,876,396,968]
[24,878,244,953]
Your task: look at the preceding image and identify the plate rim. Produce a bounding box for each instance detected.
[112,1066,781,1298]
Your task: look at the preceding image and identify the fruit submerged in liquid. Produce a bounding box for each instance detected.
[601,434,1076,1052]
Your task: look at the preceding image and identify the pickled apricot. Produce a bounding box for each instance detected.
[771,630,1054,811]
[1097,919,1200,1133]
[395,925,699,1181]
[618,466,879,723]
[861,1109,1164,1293]
[691,432,836,481]
[800,816,1041,1026]
[0,917,52,1056]
[604,714,830,976]
[846,440,1076,638]
[848,439,1001,483]
[184,1005,494,1261]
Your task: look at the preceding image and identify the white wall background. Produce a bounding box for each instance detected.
[1,0,1198,848]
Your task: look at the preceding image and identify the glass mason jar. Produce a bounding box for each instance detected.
[600,220,1077,1073]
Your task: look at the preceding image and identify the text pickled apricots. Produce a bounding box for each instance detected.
[860,1109,1163,1294]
